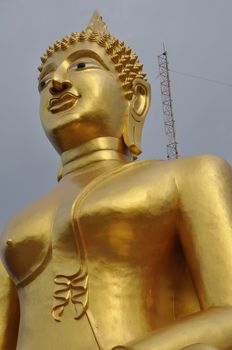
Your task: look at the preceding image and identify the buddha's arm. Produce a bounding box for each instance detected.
[116,156,232,350]
[118,307,232,350]
[0,261,19,349]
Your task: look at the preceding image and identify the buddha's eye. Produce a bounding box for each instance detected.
[38,77,52,92]
[69,61,100,71]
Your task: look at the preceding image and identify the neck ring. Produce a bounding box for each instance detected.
[59,137,132,180]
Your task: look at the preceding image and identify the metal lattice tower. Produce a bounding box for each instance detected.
[158,45,179,159]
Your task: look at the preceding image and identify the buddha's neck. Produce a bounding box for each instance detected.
[59,137,133,179]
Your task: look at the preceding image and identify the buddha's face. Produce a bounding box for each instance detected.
[39,41,129,154]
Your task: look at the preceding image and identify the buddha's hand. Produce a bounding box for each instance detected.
[111,346,131,350]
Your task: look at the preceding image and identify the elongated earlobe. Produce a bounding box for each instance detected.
[123,78,151,155]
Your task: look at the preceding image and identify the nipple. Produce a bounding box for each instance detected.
[6,239,13,247]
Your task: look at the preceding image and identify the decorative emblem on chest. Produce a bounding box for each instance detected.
[52,265,88,322]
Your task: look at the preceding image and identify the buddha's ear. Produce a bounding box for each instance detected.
[123,78,151,156]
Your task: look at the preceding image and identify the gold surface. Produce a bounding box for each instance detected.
[1,11,232,350]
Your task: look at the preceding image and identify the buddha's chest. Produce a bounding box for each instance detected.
[0,164,178,286]
[0,183,80,286]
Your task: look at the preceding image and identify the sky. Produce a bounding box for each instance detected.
[1,0,232,229]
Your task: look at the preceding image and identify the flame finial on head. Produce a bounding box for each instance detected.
[86,11,108,33]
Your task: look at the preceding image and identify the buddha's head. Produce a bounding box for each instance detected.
[38,12,151,156]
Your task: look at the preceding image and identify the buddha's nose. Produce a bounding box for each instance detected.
[49,78,72,95]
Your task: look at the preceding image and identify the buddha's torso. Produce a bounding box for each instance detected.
[0,159,201,350]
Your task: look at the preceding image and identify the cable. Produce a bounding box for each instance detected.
[169,69,232,88]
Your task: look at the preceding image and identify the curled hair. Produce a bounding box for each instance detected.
[38,30,147,100]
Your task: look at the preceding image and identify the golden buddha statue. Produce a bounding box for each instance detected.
[1,11,232,350]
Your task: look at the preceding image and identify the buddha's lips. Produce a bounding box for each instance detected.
[48,92,80,114]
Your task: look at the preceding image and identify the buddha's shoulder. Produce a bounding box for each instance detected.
[120,154,231,178]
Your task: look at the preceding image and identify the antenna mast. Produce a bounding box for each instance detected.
[158,44,179,159]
